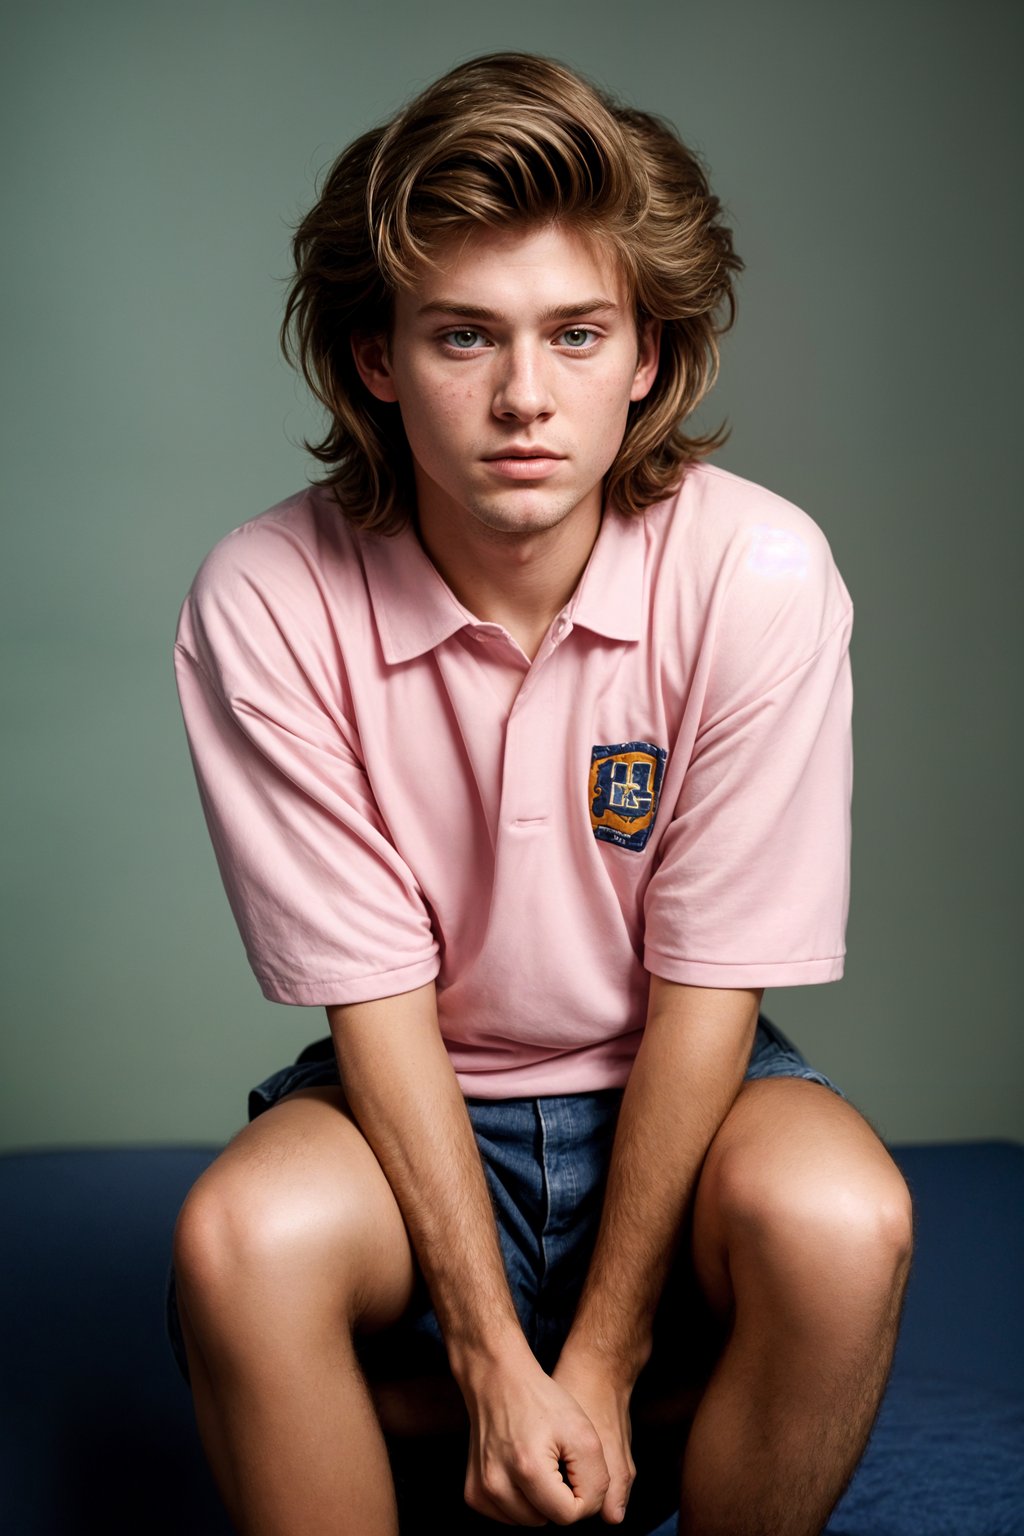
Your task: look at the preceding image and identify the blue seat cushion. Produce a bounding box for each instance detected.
[826,1372,1024,1535]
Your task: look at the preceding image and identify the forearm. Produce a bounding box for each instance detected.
[326,983,525,1378]
[563,980,762,1387]
[328,983,611,1522]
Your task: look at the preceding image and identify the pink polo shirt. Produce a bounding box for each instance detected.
[173,462,853,1097]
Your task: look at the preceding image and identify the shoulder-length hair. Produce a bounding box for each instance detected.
[280,51,744,534]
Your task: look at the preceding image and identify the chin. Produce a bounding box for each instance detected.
[469,492,584,535]
[474,511,573,539]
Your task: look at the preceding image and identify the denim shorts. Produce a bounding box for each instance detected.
[164,1014,845,1396]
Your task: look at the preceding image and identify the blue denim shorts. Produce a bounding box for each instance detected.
[165,1014,845,1395]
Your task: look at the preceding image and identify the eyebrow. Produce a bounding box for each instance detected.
[416,298,621,323]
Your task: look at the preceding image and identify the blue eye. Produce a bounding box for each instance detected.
[439,326,598,353]
[444,329,484,349]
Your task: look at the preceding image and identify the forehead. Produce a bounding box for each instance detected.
[395,220,631,320]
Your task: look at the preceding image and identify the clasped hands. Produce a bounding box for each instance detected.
[459,1338,636,1527]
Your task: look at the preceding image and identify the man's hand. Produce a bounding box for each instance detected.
[546,985,764,1525]
[459,1346,611,1526]
[328,985,608,1524]
[552,1347,635,1525]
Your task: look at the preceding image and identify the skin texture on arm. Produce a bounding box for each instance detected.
[326,982,610,1526]
[553,979,763,1523]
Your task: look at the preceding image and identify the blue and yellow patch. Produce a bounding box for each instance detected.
[589,741,667,852]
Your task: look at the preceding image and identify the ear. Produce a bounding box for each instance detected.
[350,331,399,404]
[629,315,663,404]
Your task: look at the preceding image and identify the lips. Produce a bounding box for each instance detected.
[483,447,564,460]
[483,453,565,479]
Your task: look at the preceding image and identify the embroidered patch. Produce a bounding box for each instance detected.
[589,741,668,852]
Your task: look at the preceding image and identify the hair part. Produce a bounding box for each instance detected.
[280,51,745,535]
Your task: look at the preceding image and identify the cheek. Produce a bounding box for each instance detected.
[399,389,478,482]
[583,375,636,433]
[410,369,477,428]
[397,375,464,438]
[438,383,479,421]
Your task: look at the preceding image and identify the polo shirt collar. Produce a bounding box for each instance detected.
[362,525,475,664]
[361,499,646,663]
[567,501,645,643]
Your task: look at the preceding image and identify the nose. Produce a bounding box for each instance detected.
[491,341,555,422]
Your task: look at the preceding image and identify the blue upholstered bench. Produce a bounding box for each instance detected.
[1,1141,1021,1534]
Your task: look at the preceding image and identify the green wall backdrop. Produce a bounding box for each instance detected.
[2,0,1021,1150]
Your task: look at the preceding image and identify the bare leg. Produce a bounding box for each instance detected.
[172,1086,420,1536]
[678,1079,914,1536]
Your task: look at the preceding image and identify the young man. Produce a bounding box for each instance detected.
[165,51,913,1536]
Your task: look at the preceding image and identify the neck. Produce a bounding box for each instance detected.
[415,493,603,661]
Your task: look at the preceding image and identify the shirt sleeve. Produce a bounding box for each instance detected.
[173,531,440,1006]
[643,517,854,988]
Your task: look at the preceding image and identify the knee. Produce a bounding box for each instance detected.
[171,1162,365,1312]
[172,1172,273,1305]
[714,1146,914,1283]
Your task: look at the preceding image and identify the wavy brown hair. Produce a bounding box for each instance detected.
[280,51,744,534]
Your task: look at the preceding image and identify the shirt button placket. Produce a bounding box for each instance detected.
[504,665,558,827]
